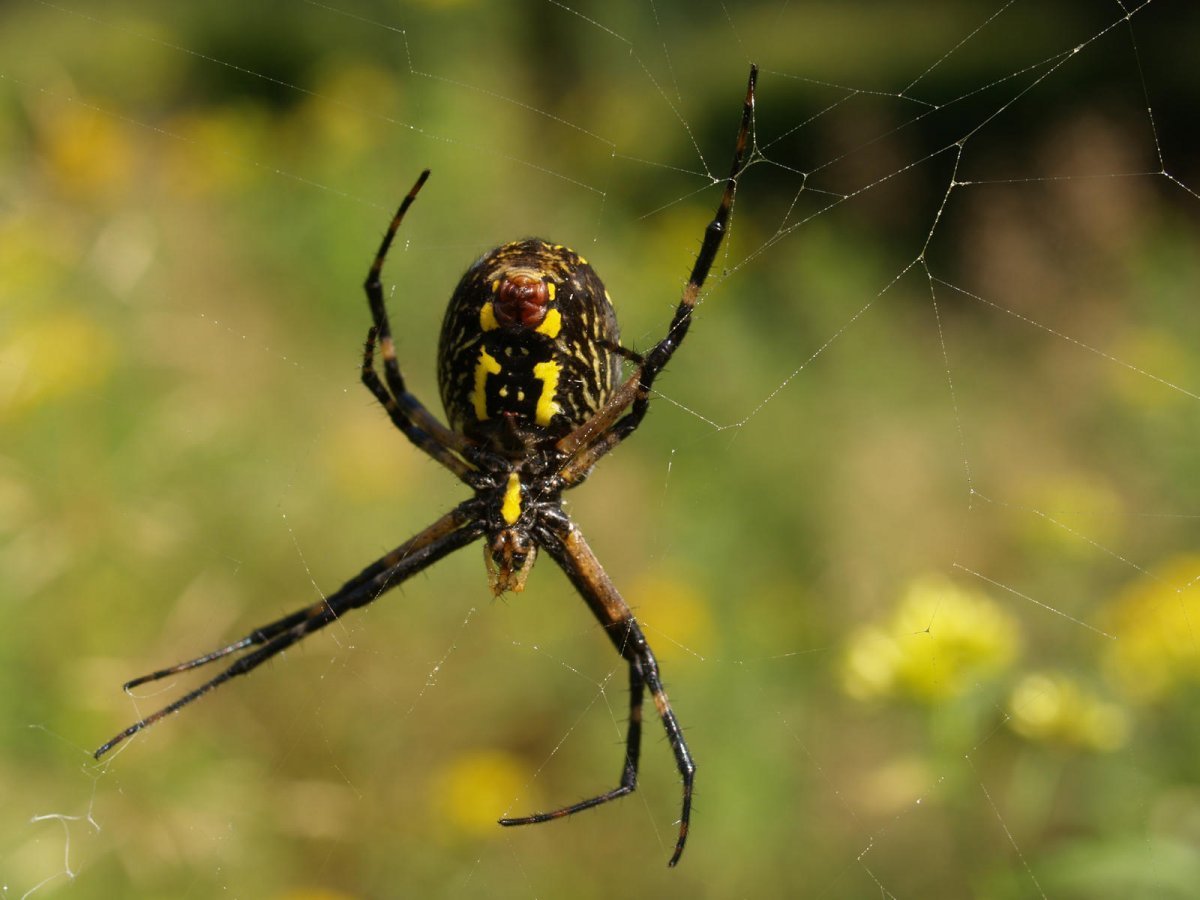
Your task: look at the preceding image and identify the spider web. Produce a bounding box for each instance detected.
[3,0,1199,897]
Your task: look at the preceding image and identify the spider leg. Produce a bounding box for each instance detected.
[500,517,694,868]
[499,654,645,821]
[362,326,475,482]
[600,339,645,367]
[557,65,756,482]
[114,501,477,691]
[362,171,476,478]
[95,503,485,760]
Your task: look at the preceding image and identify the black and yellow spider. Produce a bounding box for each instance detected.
[96,65,756,867]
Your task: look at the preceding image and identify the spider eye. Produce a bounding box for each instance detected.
[495,273,549,329]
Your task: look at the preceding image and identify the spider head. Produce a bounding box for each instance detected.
[485,528,537,596]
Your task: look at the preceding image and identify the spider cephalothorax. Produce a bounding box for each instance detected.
[96,66,758,868]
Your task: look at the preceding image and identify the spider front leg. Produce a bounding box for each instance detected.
[362,170,476,481]
[500,515,695,868]
[361,325,474,481]
[557,64,756,481]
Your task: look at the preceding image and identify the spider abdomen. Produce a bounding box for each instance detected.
[438,239,621,452]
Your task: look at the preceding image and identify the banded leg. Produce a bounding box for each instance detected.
[501,518,695,868]
[362,170,475,478]
[95,504,485,759]
[557,64,757,481]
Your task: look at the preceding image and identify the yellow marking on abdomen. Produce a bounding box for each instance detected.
[480,301,499,331]
[535,308,562,338]
[532,360,562,425]
[472,348,501,420]
[501,472,522,525]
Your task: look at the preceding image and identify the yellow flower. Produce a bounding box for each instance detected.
[162,106,264,197]
[429,749,528,837]
[1008,671,1130,752]
[0,313,116,420]
[1101,555,1200,701]
[626,572,714,667]
[37,104,135,201]
[842,576,1019,703]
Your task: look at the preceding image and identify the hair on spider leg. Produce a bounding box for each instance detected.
[97,63,759,868]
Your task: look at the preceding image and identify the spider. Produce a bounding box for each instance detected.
[95,65,756,867]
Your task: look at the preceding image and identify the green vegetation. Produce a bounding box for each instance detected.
[3,2,1199,897]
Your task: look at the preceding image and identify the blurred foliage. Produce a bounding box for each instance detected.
[3,1,1200,898]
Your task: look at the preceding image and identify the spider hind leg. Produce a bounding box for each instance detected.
[500,522,695,867]
[498,651,644,824]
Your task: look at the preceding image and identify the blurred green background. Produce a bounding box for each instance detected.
[4,1,1200,897]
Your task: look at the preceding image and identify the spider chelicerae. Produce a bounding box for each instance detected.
[96,65,756,867]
